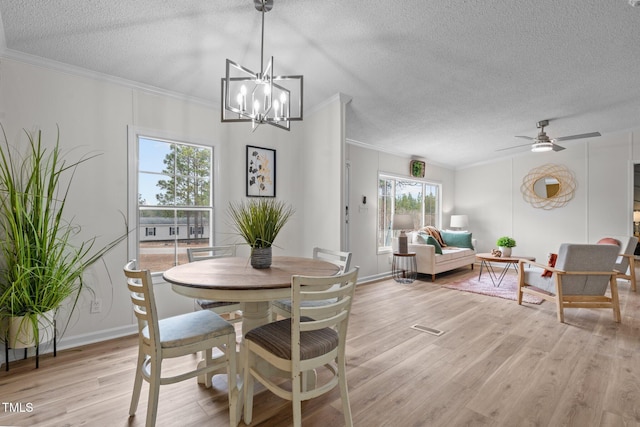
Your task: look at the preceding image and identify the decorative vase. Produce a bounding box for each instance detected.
[251,246,272,269]
[499,247,512,257]
[7,310,55,349]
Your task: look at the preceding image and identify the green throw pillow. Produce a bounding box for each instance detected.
[417,232,443,254]
[441,231,474,249]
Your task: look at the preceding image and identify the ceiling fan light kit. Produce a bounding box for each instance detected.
[531,142,554,152]
[221,0,303,131]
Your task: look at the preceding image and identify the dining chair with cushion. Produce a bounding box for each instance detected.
[516,243,621,323]
[124,260,238,427]
[271,247,352,320]
[243,267,359,427]
[188,245,243,322]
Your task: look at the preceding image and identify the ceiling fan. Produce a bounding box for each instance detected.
[497,120,601,153]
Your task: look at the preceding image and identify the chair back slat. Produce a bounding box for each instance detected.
[187,245,236,262]
[300,309,350,332]
[124,260,161,346]
[313,247,352,273]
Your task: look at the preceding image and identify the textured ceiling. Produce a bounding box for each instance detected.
[1,0,640,167]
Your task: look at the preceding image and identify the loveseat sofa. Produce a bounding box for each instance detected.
[394,228,476,281]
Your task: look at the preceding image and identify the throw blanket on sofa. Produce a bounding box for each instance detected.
[420,226,447,247]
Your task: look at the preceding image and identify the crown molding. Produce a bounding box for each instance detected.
[0,48,217,109]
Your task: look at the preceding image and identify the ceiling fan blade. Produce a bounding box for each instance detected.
[552,143,566,152]
[554,132,601,142]
[515,135,534,140]
[496,142,532,152]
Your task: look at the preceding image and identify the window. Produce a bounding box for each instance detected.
[378,174,441,252]
[190,226,204,236]
[130,132,214,274]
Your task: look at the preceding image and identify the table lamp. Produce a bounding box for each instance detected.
[634,211,640,235]
[449,214,468,231]
[392,214,414,253]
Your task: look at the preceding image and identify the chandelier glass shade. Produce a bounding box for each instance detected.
[221,0,303,131]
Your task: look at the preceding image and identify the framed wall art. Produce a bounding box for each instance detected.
[410,160,425,178]
[246,145,276,197]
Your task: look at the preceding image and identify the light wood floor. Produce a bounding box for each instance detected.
[1,267,640,427]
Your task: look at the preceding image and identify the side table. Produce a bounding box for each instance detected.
[392,252,417,284]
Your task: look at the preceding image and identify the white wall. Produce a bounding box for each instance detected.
[300,95,348,257]
[345,142,456,281]
[456,129,639,262]
[0,57,345,359]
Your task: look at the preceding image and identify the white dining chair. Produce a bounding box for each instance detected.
[271,247,351,320]
[188,245,243,323]
[243,267,359,427]
[124,260,238,427]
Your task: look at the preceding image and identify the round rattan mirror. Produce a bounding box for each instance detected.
[521,164,576,209]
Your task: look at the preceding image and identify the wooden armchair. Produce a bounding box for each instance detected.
[517,243,621,323]
[611,236,638,292]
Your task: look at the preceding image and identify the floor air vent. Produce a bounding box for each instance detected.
[411,324,444,336]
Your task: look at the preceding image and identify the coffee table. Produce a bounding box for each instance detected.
[475,253,536,287]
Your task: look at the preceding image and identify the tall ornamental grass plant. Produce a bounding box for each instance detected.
[227,199,295,248]
[0,125,125,346]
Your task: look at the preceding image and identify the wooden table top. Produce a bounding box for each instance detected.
[475,253,536,263]
[162,256,340,290]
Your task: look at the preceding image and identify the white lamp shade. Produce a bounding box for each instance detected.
[450,214,468,229]
[392,214,413,230]
[634,211,640,222]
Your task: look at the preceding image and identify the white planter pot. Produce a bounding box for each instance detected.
[6,310,55,349]
[499,247,512,257]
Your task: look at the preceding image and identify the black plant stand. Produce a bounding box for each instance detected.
[4,319,57,371]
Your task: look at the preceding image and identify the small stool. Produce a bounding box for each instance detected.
[392,252,417,284]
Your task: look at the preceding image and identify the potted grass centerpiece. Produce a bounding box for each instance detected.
[228,199,294,269]
[0,125,125,350]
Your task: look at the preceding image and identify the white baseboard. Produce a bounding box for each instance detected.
[357,272,392,283]
[0,324,137,369]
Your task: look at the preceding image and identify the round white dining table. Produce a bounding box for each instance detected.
[163,255,340,335]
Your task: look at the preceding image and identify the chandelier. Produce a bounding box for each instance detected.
[221,0,303,131]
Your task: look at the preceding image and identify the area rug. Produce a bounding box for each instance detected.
[441,273,544,304]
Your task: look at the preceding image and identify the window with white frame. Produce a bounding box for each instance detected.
[378,174,441,251]
[130,134,214,274]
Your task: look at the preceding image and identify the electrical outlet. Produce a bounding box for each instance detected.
[90,298,102,314]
